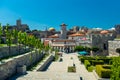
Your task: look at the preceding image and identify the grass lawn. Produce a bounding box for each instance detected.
[0,44,17,47]
[0,44,7,47]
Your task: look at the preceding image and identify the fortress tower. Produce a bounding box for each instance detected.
[16,19,21,27]
[60,23,67,39]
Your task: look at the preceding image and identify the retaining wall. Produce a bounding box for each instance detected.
[0,45,30,59]
[37,55,54,71]
[0,50,44,80]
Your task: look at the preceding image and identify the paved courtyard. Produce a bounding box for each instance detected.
[9,53,97,80]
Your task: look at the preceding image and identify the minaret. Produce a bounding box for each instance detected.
[60,23,67,39]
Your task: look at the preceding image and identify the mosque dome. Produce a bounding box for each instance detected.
[100,30,109,34]
[49,27,55,31]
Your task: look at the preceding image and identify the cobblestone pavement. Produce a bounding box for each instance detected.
[9,53,97,80]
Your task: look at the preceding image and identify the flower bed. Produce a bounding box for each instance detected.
[68,66,76,72]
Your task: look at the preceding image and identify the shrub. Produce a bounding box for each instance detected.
[96,65,112,78]
[84,60,91,69]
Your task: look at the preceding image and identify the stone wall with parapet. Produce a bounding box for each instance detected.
[37,55,54,71]
[0,50,44,80]
[0,45,30,59]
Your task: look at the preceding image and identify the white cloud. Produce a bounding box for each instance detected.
[108,27,115,30]
[92,27,102,30]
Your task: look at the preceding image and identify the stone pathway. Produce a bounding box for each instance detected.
[9,53,97,80]
[71,53,97,80]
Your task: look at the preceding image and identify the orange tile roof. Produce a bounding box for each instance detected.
[69,33,85,37]
[100,30,109,34]
[48,35,59,38]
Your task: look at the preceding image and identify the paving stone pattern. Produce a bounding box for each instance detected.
[9,53,97,80]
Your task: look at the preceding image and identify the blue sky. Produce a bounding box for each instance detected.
[0,0,120,31]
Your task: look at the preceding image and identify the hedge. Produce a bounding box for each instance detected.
[79,56,112,64]
[92,60,104,66]
[96,65,112,78]
[88,66,94,72]
[84,60,91,69]
[102,65,111,69]
[79,56,95,63]
[97,58,112,64]
[109,60,113,65]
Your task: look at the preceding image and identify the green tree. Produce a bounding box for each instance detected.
[39,41,44,53]
[74,46,85,51]
[84,46,91,52]
[26,35,36,53]
[111,57,120,80]
[0,23,2,45]
[4,24,13,55]
[116,48,120,56]
[45,45,50,52]
[12,29,18,44]
[21,32,27,52]
[34,39,40,49]
[18,31,23,54]
[91,46,99,52]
